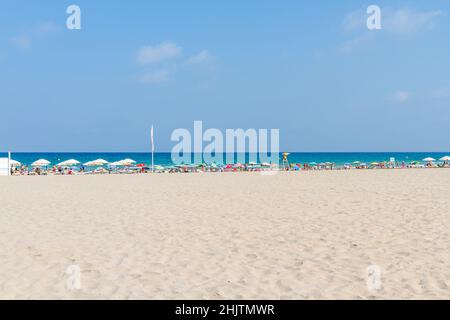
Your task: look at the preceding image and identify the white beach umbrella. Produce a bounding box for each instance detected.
[95,159,109,165]
[31,159,51,167]
[57,159,80,166]
[118,158,136,166]
[108,159,136,166]
[84,159,109,166]
[439,156,450,162]
[422,157,436,162]
[10,160,21,167]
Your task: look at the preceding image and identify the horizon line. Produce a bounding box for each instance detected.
[3,151,450,154]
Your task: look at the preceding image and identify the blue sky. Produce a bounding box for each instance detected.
[0,0,449,152]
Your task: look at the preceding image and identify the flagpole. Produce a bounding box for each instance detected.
[151,126,154,173]
[8,151,11,176]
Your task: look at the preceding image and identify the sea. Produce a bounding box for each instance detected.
[1,152,449,167]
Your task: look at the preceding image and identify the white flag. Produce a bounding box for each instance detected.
[150,126,154,152]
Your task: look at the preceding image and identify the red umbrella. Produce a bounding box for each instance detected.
[137,163,146,167]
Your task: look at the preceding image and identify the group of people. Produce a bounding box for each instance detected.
[11,165,84,176]
[10,159,449,176]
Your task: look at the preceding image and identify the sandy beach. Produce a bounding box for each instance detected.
[0,169,449,299]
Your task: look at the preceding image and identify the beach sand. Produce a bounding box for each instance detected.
[0,169,449,299]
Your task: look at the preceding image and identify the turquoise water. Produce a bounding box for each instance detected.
[1,152,449,167]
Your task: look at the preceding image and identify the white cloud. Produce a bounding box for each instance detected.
[384,8,443,36]
[338,7,443,53]
[186,50,210,65]
[138,69,170,84]
[337,33,372,54]
[342,9,366,32]
[10,21,57,51]
[32,21,58,37]
[136,41,182,65]
[10,35,31,50]
[135,43,215,84]
[391,91,412,103]
[341,7,443,35]
[432,86,450,99]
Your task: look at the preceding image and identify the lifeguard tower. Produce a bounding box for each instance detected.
[282,152,290,171]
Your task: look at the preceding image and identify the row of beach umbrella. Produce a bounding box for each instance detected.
[10,158,138,167]
[308,156,450,167]
[9,156,450,168]
[423,156,450,162]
